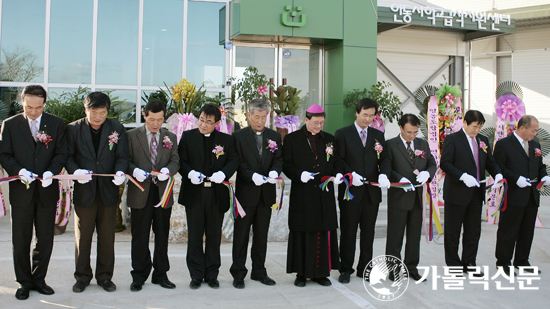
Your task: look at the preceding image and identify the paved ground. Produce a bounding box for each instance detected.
[1,181,549,308]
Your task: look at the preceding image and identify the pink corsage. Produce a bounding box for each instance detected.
[326,143,334,162]
[414,149,425,159]
[163,136,173,149]
[35,131,52,148]
[479,141,488,153]
[266,139,278,153]
[374,139,383,159]
[535,148,542,157]
[212,145,224,159]
[108,132,119,150]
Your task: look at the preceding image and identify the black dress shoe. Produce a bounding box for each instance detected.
[72,281,89,293]
[189,279,202,290]
[409,273,426,282]
[206,279,220,289]
[130,282,143,292]
[251,275,276,286]
[152,278,176,289]
[338,272,350,284]
[98,280,117,292]
[311,277,332,286]
[33,283,55,295]
[463,265,485,277]
[233,279,245,289]
[294,275,306,287]
[515,265,542,274]
[15,287,29,300]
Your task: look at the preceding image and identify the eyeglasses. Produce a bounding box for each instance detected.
[198,118,216,126]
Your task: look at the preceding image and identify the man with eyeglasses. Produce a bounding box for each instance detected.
[178,104,239,290]
[441,110,502,277]
[334,98,391,283]
[384,114,436,282]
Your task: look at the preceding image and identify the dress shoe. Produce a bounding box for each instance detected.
[515,265,541,274]
[33,283,55,295]
[72,281,89,293]
[497,265,515,277]
[98,279,117,292]
[206,279,220,289]
[251,275,276,286]
[233,279,245,289]
[311,277,331,286]
[152,278,176,289]
[130,282,143,292]
[189,279,202,290]
[463,265,485,278]
[388,272,398,281]
[15,287,29,300]
[294,275,306,287]
[409,273,426,282]
[338,272,350,284]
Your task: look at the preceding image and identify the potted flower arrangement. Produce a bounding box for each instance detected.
[164,78,206,143]
[271,85,302,143]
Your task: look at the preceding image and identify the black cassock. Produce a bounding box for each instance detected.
[283,125,341,278]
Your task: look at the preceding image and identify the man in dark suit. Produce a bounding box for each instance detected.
[66,92,129,293]
[493,115,548,275]
[230,99,283,289]
[283,104,343,287]
[385,114,436,282]
[334,98,391,283]
[0,85,67,300]
[126,100,179,292]
[441,110,502,277]
[178,104,239,290]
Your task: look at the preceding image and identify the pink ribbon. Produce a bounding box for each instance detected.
[166,113,198,144]
[273,115,300,133]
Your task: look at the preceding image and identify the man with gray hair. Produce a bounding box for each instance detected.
[230,99,283,289]
[493,115,549,275]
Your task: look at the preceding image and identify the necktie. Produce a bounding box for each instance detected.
[471,136,480,180]
[406,141,415,165]
[151,132,158,170]
[31,119,38,141]
[360,129,366,147]
[523,140,529,156]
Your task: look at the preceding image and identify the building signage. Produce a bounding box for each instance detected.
[389,3,511,31]
[281,5,307,27]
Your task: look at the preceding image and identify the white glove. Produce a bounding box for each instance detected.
[188,170,203,185]
[378,174,391,189]
[157,167,170,182]
[542,176,550,186]
[400,177,415,192]
[267,171,278,184]
[460,173,480,188]
[516,176,532,188]
[210,171,225,184]
[334,173,344,186]
[41,171,53,188]
[252,173,267,186]
[133,168,148,182]
[416,171,430,185]
[112,171,126,186]
[18,168,36,184]
[301,171,315,183]
[351,171,365,187]
[74,169,93,184]
[493,173,504,188]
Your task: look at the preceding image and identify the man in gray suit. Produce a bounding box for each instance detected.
[126,100,179,292]
[385,114,436,281]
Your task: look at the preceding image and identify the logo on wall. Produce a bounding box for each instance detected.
[282,49,292,59]
[363,255,409,301]
[281,5,306,27]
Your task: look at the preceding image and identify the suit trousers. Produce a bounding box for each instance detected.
[496,194,538,267]
[230,192,272,280]
[130,185,172,283]
[74,189,117,283]
[185,186,224,281]
[385,194,422,275]
[444,190,483,267]
[339,190,380,277]
[11,186,56,288]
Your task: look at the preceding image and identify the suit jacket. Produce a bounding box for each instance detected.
[283,125,342,232]
[66,118,129,207]
[126,126,179,209]
[334,125,391,206]
[440,130,501,206]
[0,113,67,207]
[493,134,547,207]
[233,126,283,208]
[386,136,437,211]
[177,128,239,213]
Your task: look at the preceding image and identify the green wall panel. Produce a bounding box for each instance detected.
[292,0,343,40]
[237,0,292,37]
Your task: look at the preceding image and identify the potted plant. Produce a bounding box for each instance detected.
[231,66,272,114]
[271,85,302,142]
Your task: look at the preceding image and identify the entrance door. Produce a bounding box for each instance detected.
[230,43,322,127]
